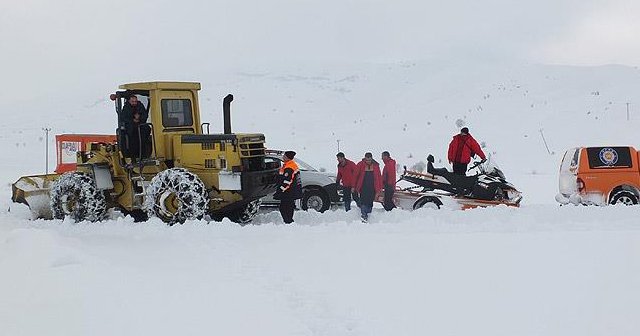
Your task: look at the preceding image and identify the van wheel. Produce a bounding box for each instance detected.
[610,190,639,206]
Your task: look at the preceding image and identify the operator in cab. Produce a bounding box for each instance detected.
[121,95,151,159]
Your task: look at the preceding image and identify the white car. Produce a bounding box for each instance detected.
[261,150,341,212]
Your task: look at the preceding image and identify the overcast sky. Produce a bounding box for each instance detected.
[1,0,638,100]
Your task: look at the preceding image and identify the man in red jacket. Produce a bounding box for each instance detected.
[336,152,359,211]
[354,152,383,222]
[381,151,396,211]
[448,127,486,175]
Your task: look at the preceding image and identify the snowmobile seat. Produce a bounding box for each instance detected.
[427,161,450,176]
[443,173,478,193]
[427,160,477,194]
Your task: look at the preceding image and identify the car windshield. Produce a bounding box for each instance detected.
[266,154,317,171]
[295,158,316,171]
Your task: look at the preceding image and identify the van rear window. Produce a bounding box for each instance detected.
[586,147,632,169]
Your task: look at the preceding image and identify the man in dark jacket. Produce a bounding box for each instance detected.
[121,95,151,159]
[381,151,396,211]
[447,127,486,175]
[273,151,303,224]
[354,152,383,223]
[336,152,359,211]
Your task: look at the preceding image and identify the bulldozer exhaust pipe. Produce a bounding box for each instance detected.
[223,94,233,134]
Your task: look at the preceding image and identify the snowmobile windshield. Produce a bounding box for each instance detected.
[477,156,505,179]
[492,166,506,180]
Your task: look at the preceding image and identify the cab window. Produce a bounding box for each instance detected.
[161,99,193,127]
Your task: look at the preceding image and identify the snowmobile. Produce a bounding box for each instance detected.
[386,155,522,210]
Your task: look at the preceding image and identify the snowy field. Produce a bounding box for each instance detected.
[1,62,640,335]
[1,204,639,335]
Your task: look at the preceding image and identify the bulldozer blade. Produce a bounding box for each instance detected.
[12,174,59,220]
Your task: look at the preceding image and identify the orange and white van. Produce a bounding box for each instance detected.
[556,146,640,205]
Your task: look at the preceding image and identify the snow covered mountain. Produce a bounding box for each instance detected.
[2,61,640,203]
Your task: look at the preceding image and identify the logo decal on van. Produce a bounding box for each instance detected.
[599,148,619,166]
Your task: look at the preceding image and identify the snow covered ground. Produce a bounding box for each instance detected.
[1,204,639,335]
[1,61,640,335]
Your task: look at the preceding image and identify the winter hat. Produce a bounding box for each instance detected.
[336,152,345,158]
[461,127,469,134]
[364,152,373,159]
[284,151,296,159]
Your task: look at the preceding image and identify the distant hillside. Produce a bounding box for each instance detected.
[197,62,640,176]
[2,61,639,203]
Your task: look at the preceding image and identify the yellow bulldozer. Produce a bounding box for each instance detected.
[12,81,279,224]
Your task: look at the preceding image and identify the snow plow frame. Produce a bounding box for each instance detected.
[11,134,118,219]
[11,174,60,219]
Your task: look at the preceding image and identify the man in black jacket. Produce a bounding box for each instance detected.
[121,95,151,159]
[273,151,303,224]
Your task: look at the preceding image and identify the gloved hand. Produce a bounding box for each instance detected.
[480,158,487,163]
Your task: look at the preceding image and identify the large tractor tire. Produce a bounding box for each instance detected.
[143,168,208,224]
[50,172,107,222]
[227,199,262,225]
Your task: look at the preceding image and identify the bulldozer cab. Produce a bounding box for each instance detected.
[110,82,203,164]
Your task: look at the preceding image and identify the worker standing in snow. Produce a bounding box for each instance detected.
[448,127,486,176]
[336,152,359,211]
[274,151,302,224]
[381,151,397,211]
[354,152,383,222]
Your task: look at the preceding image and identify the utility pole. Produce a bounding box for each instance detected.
[627,102,630,121]
[539,128,552,155]
[336,139,341,152]
[42,127,51,175]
